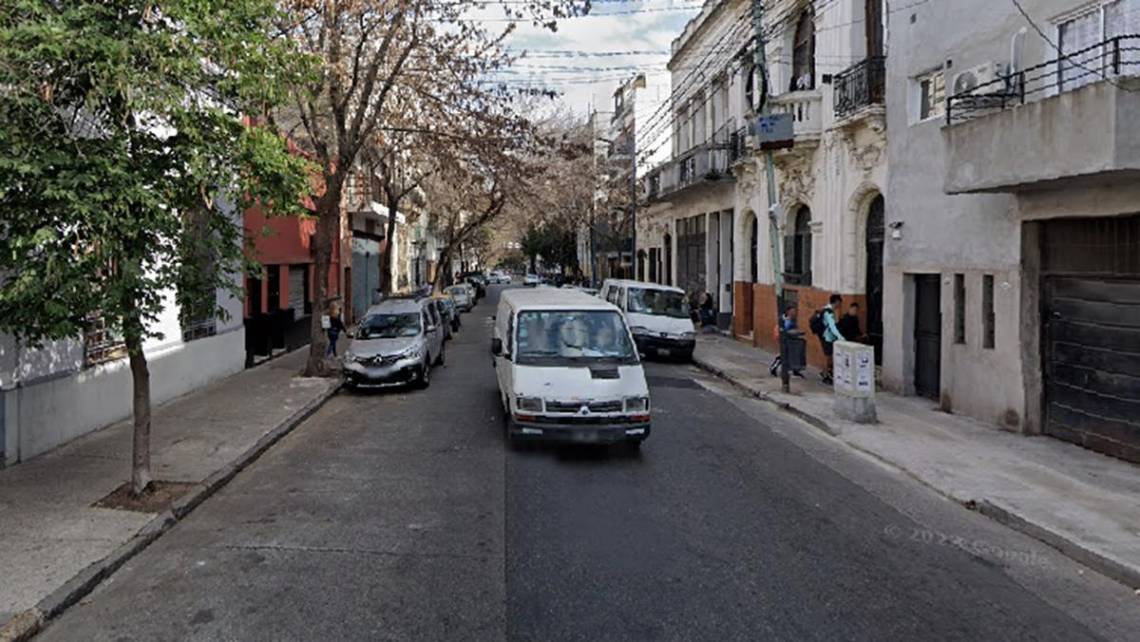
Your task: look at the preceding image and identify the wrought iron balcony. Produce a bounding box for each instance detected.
[834,56,886,120]
[644,123,736,202]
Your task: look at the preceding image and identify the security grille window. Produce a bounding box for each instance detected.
[783,207,812,286]
[917,70,945,120]
[982,274,995,349]
[791,10,816,91]
[84,313,126,367]
[954,274,966,344]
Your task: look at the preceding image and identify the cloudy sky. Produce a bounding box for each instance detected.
[473,0,703,115]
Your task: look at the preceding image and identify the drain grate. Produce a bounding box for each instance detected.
[646,375,702,389]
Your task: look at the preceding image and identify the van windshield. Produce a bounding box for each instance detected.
[515,310,636,365]
[627,288,688,318]
[358,313,421,339]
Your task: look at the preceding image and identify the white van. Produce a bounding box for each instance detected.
[492,288,651,449]
[599,279,696,361]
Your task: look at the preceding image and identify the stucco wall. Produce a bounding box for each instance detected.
[8,328,244,463]
[877,0,1100,428]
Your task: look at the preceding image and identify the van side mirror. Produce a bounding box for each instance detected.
[491,337,503,356]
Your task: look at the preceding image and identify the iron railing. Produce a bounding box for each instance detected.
[947,35,1140,125]
[834,56,886,119]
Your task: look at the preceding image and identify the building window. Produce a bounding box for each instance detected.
[791,10,816,91]
[916,70,946,121]
[84,313,126,367]
[866,0,884,58]
[784,206,812,286]
[982,274,995,349]
[1055,0,1140,91]
[744,64,757,112]
[954,273,966,344]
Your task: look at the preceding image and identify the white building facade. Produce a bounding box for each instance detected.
[643,0,890,360]
[885,0,1140,462]
[0,206,246,466]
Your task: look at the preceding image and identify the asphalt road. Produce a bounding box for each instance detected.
[38,286,1140,641]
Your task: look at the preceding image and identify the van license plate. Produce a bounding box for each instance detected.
[657,348,671,357]
[572,431,600,443]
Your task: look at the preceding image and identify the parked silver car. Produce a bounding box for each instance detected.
[342,296,445,389]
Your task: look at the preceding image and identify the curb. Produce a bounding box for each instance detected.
[4,380,341,640]
[690,356,838,436]
[692,352,1140,590]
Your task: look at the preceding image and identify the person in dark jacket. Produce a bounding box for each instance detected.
[326,303,347,357]
[697,292,717,329]
[837,302,866,344]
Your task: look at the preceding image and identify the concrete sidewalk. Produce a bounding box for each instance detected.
[693,333,1140,590]
[0,348,338,640]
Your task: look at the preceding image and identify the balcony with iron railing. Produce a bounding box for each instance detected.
[645,121,736,201]
[944,34,1140,194]
[769,89,823,145]
[834,56,886,122]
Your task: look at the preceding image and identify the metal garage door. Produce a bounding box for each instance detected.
[1042,215,1140,463]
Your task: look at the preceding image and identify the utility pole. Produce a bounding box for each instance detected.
[751,0,790,392]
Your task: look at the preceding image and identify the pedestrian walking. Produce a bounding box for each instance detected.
[769,305,805,378]
[325,302,346,357]
[809,294,845,384]
[697,292,717,331]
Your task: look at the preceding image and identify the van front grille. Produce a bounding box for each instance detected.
[545,400,623,414]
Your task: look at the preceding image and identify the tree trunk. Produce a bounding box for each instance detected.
[125,331,152,497]
[305,182,341,376]
[379,191,401,295]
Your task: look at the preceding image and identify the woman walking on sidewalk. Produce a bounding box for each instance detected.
[325,302,346,357]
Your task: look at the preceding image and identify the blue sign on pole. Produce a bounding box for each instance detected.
[751,113,794,150]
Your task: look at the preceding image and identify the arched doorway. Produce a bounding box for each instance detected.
[749,215,759,283]
[865,195,885,364]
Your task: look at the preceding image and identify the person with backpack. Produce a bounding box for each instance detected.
[809,294,846,384]
[769,305,805,378]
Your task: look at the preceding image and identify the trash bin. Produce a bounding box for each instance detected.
[781,331,807,372]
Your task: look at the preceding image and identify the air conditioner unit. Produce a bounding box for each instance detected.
[952,62,1006,95]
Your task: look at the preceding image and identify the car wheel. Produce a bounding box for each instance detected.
[626,439,644,454]
[419,360,431,389]
[435,345,445,366]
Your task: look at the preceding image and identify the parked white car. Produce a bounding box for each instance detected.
[599,279,695,361]
[444,283,475,312]
[524,273,541,286]
[492,288,650,450]
[488,271,512,284]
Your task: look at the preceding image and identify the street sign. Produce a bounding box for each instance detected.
[752,113,794,150]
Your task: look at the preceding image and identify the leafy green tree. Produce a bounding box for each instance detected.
[0,1,313,495]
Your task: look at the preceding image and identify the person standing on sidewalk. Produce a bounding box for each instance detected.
[812,294,845,384]
[325,302,346,357]
[838,302,866,344]
[769,305,804,378]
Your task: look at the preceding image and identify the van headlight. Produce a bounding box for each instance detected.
[624,396,650,412]
[679,331,696,340]
[516,396,544,412]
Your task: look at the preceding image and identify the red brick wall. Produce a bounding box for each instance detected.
[732,281,754,338]
[750,284,867,370]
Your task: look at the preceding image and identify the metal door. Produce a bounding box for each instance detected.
[913,274,941,398]
[1043,276,1140,462]
[865,195,885,365]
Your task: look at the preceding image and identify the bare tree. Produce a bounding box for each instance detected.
[275,0,585,375]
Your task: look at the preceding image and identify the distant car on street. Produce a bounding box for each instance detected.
[524,273,541,286]
[458,273,486,299]
[343,296,445,389]
[488,271,512,284]
[445,284,475,312]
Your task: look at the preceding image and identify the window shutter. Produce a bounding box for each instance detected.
[783,233,795,276]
